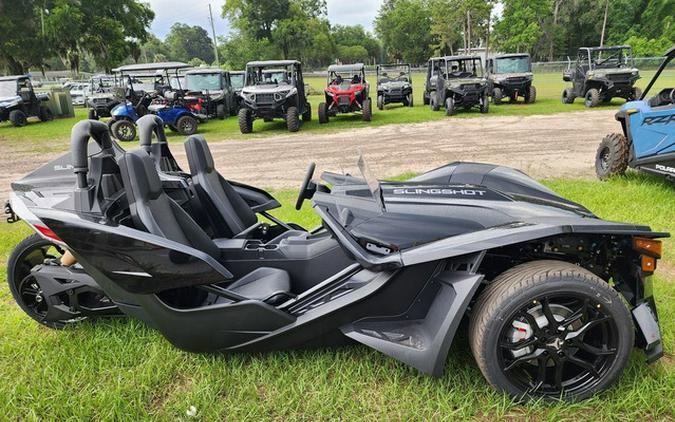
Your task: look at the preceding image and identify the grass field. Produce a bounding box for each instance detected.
[0,172,673,421]
[1,70,673,152]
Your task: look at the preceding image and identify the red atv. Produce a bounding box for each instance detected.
[318,63,372,123]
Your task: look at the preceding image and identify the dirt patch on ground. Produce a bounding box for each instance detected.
[0,109,617,198]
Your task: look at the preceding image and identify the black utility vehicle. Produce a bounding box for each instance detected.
[425,55,489,115]
[562,46,641,107]
[238,60,311,133]
[487,54,536,104]
[376,63,413,109]
[5,114,668,402]
[184,68,238,119]
[0,75,52,127]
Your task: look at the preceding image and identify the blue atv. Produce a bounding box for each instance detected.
[596,46,675,181]
[109,97,199,142]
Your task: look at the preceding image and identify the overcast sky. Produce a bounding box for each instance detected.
[146,0,382,39]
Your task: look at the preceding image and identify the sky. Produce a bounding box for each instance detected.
[146,0,382,39]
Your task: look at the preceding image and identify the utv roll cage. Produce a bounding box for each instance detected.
[326,63,366,85]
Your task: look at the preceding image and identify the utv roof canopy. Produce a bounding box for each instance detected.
[112,62,190,73]
[579,45,632,52]
[0,75,28,81]
[495,53,530,59]
[185,68,227,75]
[430,55,482,61]
[246,60,301,67]
[327,63,365,73]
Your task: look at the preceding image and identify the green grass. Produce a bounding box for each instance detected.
[2,70,673,153]
[0,172,673,420]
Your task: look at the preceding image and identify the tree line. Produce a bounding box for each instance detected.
[1,0,672,76]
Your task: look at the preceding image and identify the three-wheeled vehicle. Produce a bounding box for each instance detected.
[425,55,489,115]
[0,75,52,127]
[4,114,668,402]
[486,54,536,104]
[108,62,202,141]
[376,63,413,110]
[562,46,641,107]
[318,63,372,123]
[596,46,675,181]
[238,60,311,133]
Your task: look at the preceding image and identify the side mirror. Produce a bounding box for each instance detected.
[562,70,572,82]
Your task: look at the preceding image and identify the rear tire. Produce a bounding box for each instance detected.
[362,98,372,121]
[176,115,198,136]
[286,106,300,132]
[445,97,455,116]
[377,95,384,110]
[423,91,430,105]
[302,104,311,122]
[318,102,329,124]
[407,94,413,107]
[631,87,642,101]
[38,106,53,122]
[492,87,503,105]
[480,93,490,113]
[584,88,600,107]
[469,260,634,401]
[524,86,537,104]
[9,110,27,127]
[111,119,136,142]
[216,104,226,119]
[595,133,629,180]
[562,88,575,104]
[431,93,440,111]
[238,108,253,134]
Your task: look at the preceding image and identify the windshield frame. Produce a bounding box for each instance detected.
[444,58,484,79]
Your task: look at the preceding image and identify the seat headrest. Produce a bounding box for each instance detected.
[118,149,163,201]
[184,135,214,174]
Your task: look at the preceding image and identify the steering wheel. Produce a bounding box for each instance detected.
[295,162,317,210]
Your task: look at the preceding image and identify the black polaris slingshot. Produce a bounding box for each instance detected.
[5,115,667,401]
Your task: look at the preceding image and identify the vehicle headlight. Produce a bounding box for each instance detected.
[244,92,255,102]
[274,90,290,101]
[632,70,638,76]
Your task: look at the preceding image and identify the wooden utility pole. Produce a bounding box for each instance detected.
[600,0,609,47]
[208,3,220,66]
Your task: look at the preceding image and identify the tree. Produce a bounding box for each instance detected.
[375,0,433,64]
[0,0,51,74]
[492,0,548,56]
[332,25,381,62]
[165,23,215,64]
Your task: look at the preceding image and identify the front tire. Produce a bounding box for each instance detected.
[480,93,490,113]
[562,88,575,104]
[525,86,537,104]
[406,93,414,107]
[238,108,253,134]
[111,119,136,142]
[318,102,329,124]
[9,109,27,127]
[286,106,300,132]
[88,109,98,120]
[445,96,455,116]
[377,95,384,110]
[39,106,53,122]
[595,133,629,180]
[216,103,226,119]
[584,88,600,107]
[431,93,440,111]
[469,260,634,401]
[631,87,642,101]
[423,91,430,105]
[362,98,372,121]
[302,104,312,122]
[492,87,503,105]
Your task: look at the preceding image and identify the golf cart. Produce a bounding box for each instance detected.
[318,63,372,123]
[595,46,675,181]
[5,115,668,402]
[426,55,489,115]
[238,60,311,133]
[108,62,202,141]
[184,68,238,119]
[562,46,641,107]
[487,54,536,104]
[86,75,119,120]
[0,75,53,127]
[376,63,414,110]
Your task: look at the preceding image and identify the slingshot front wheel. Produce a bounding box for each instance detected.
[469,260,633,401]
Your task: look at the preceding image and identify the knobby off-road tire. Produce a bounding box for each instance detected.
[7,234,67,329]
[585,88,600,107]
[492,87,503,105]
[631,87,642,101]
[286,106,300,132]
[431,93,440,111]
[525,86,537,104]
[318,102,329,124]
[216,104,226,119]
[595,133,629,180]
[238,108,253,134]
[302,104,312,122]
[469,260,633,402]
[445,97,455,116]
[39,106,54,122]
[9,110,27,127]
[562,88,575,104]
[407,93,414,107]
[111,119,136,142]
[88,109,98,120]
[423,91,430,105]
[362,98,372,121]
[480,93,490,113]
[377,95,384,110]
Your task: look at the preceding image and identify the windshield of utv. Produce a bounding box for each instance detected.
[495,57,530,73]
[230,73,245,90]
[245,67,293,86]
[0,80,17,98]
[590,48,634,69]
[445,59,483,78]
[186,73,222,91]
[379,66,410,83]
[328,70,364,90]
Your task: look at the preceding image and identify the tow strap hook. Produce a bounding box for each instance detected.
[4,200,18,223]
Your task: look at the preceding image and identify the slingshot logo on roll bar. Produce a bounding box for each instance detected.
[392,188,487,196]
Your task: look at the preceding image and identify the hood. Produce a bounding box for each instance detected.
[447,77,487,87]
[587,68,639,77]
[379,80,411,89]
[489,72,533,80]
[242,85,294,95]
